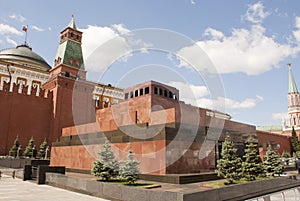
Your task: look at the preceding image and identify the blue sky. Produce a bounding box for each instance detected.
[1,1,300,127]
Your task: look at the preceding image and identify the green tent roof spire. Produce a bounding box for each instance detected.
[54,16,84,70]
[288,63,298,93]
[68,15,77,30]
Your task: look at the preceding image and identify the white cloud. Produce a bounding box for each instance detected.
[177,22,299,75]
[222,95,263,109]
[295,17,300,29]
[112,24,129,35]
[80,24,131,72]
[196,96,263,110]
[9,14,26,22]
[242,1,270,24]
[272,112,287,121]
[80,25,118,58]
[0,24,22,36]
[81,24,154,72]
[168,81,262,110]
[274,8,288,18]
[293,17,300,43]
[191,0,196,5]
[31,25,44,32]
[204,27,224,40]
[175,2,300,75]
[176,43,214,72]
[6,37,17,46]
[168,81,209,99]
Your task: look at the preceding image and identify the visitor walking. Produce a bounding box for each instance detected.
[12,170,15,179]
[295,158,300,174]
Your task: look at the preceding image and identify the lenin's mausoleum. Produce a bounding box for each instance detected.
[0,17,294,175]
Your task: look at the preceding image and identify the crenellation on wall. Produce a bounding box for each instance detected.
[0,81,53,99]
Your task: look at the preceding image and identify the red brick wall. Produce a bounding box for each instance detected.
[0,72,96,156]
[43,75,95,141]
[256,130,291,160]
[0,82,53,155]
[50,136,217,174]
[51,140,167,174]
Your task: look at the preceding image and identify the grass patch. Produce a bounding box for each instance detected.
[93,178,160,188]
[202,181,225,188]
[202,177,273,188]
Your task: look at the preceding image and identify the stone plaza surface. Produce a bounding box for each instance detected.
[47,171,300,201]
[246,187,300,201]
[1,165,300,201]
[0,174,110,201]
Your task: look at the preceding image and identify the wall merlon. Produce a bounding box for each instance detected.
[0,81,52,99]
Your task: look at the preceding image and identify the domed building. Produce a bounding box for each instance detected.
[0,44,51,93]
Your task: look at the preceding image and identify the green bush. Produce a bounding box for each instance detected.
[242,136,264,181]
[91,140,119,181]
[216,137,242,184]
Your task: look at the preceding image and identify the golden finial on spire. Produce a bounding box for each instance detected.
[288,63,292,68]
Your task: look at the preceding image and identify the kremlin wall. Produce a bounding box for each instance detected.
[0,17,294,174]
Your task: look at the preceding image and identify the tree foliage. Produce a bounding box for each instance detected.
[24,137,35,157]
[91,140,119,181]
[290,127,300,153]
[120,150,140,184]
[242,136,264,181]
[9,136,20,157]
[263,145,284,177]
[216,137,242,184]
[38,138,48,158]
[281,151,291,158]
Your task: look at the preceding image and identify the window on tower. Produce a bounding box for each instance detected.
[154,87,158,94]
[159,88,163,95]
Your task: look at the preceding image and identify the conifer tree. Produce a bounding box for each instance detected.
[290,127,300,153]
[38,138,48,158]
[120,150,140,184]
[24,137,35,157]
[91,140,119,181]
[242,136,264,181]
[216,137,242,184]
[263,145,284,177]
[281,151,291,158]
[9,136,20,157]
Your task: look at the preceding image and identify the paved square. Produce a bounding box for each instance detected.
[0,174,110,201]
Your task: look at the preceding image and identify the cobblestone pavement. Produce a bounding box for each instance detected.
[0,174,110,201]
